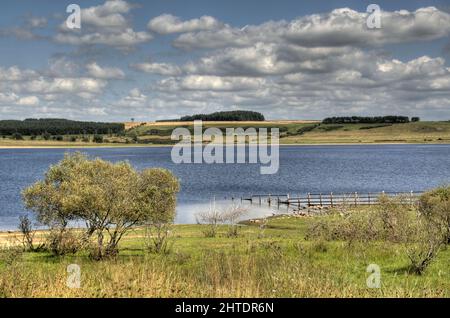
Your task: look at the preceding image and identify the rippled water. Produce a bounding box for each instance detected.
[1,145,450,230]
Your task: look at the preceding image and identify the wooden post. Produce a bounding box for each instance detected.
[307,193,311,207]
[319,193,323,207]
[410,191,413,205]
[354,192,358,206]
[368,192,371,205]
[268,194,271,206]
[330,192,334,207]
[259,196,262,205]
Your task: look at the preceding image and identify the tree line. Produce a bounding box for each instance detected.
[158,110,265,122]
[322,116,419,124]
[0,118,125,136]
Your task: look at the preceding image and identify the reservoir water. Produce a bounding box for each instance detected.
[1,145,450,230]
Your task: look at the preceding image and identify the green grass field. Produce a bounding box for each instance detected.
[2,121,450,147]
[1,214,449,298]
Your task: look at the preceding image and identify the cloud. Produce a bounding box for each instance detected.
[158,75,266,92]
[55,28,152,48]
[173,7,450,50]
[55,0,152,49]
[17,96,39,106]
[0,66,39,81]
[86,62,125,79]
[131,62,182,76]
[80,0,132,29]
[148,14,222,34]
[27,17,48,28]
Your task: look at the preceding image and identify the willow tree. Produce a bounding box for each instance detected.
[23,152,179,259]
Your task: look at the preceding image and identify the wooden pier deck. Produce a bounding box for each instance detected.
[241,191,423,209]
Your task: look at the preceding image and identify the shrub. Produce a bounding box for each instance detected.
[144,224,173,254]
[93,134,103,143]
[46,229,82,256]
[12,132,23,140]
[18,215,44,252]
[0,246,23,265]
[196,203,247,238]
[306,193,448,275]
[42,132,51,140]
[405,216,446,275]
[22,152,180,260]
[418,186,450,243]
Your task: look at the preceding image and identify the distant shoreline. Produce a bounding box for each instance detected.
[1,141,450,149]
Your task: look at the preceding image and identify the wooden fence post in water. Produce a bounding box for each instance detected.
[268,194,271,206]
[319,193,323,207]
[330,192,334,207]
[354,192,358,206]
[307,193,311,207]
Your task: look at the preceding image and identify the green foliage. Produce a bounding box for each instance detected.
[323,116,410,124]
[419,186,450,243]
[178,110,265,122]
[93,134,103,143]
[306,193,448,275]
[22,152,180,259]
[12,132,23,140]
[0,118,124,136]
[359,124,393,130]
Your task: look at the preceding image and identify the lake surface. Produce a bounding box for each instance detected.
[1,145,450,230]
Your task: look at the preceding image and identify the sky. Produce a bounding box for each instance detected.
[1,0,450,121]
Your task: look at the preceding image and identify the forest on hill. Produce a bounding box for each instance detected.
[0,119,124,136]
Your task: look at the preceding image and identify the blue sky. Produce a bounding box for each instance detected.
[1,0,450,121]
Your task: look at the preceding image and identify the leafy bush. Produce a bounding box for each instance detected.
[46,229,82,256]
[179,110,265,122]
[18,215,44,252]
[323,116,410,124]
[22,152,180,260]
[306,193,448,274]
[0,246,23,265]
[93,134,103,143]
[0,119,124,136]
[12,132,23,140]
[418,186,450,243]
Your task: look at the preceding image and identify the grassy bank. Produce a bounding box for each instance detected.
[2,121,450,148]
[1,214,449,298]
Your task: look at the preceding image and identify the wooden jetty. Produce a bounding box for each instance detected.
[241,191,423,209]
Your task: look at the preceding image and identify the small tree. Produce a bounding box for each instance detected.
[23,152,179,259]
[18,216,44,252]
[195,202,247,238]
[222,204,248,237]
[196,200,224,238]
[140,169,180,254]
[12,132,23,140]
[419,186,450,243]
[93,134,103,143]
[411,117,420,122]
